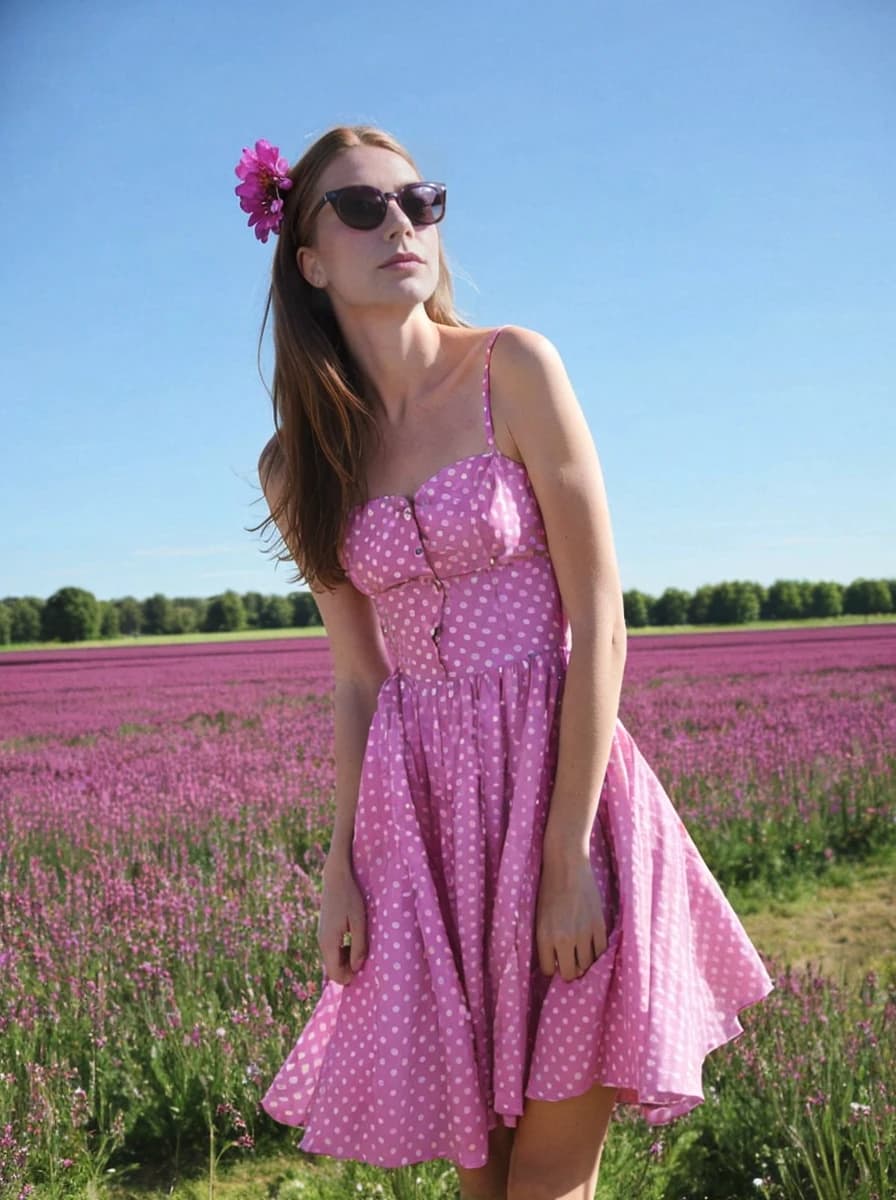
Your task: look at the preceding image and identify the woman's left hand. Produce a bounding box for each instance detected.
[535,853,608,981]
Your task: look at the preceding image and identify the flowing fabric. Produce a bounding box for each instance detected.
[260,326,774,1169]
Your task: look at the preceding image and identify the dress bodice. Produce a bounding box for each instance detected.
[339,328,570,683]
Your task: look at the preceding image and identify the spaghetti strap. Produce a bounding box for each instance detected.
[480,326,506,450]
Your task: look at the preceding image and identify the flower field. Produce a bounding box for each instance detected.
[0,623,894,1198]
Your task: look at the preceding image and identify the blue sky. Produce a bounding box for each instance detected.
[2,0,893,603]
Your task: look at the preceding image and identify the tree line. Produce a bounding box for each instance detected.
[0,590,318,645]
[1,576,893,645]
[623,576,894,627]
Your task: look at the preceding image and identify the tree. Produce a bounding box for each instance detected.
[99,601,121,637]
[172,597,207,629]
[844,578,893,615]
[808,581,843,618]
[798,579,816,613]
[169,605,199,633]
[623,590,650,628]
[142,593,174,635]
[259,595,292,628]
[6,597,42,643]
[42,587,100,642]
[292,591,322,628]
[707,581,761,624]
[651,588,691,626]
[242,591,265,627]
[116,596,142,635]
[688,585,715,625]
[763,579,805,620]
[204,591,246,632]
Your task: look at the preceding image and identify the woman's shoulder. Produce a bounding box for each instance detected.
[490,324,568,410]
[257,432,286,502]
[445,321,557,356]
[443,321,562,380]
[492,323,563,366]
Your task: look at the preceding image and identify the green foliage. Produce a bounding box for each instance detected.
[116,596,142,635]
[845,578,893,616]
[623,589,650,627]
[652,587,690,625]
[293,591,322,627]
[764,579,807,620]
[707,581,762,624]
[203,590,247,632]
[42,586,101,641]
[241,591,266,627]
[3,797,895,1196]
[260,594,293,628]
[142,592,174,635]
[809,581,843,618]
[168,603,200,633]
[7,596,43,641]
[99,601,120,638]
[3,580,895,647]
[688,584,715,623]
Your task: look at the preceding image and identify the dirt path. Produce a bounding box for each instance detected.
[739,864,896,985]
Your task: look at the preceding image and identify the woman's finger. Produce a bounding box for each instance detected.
[348,910,367,972]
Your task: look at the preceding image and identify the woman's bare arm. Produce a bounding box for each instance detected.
[258,439,392,878]
[490,329,628,866]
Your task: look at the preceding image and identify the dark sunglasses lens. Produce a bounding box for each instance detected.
[336,186,387,229]
[401,184,445,224]
[334,183,446,228]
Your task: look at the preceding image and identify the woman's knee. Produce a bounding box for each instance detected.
[454,1119,515,1200]
[505,1083,617,1200]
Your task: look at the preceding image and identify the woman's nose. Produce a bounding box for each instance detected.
[384,196,413,232]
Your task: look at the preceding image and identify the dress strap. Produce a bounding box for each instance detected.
[480,326,506,450]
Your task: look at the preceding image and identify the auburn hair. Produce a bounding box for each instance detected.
[247,123,473,591]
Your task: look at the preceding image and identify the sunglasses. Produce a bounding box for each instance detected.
[308,181,447,231]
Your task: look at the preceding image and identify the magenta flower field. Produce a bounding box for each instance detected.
[1,623,894,1197]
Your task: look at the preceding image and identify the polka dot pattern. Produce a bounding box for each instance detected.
[260,327,775,1170]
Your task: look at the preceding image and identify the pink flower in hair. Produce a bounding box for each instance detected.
[234,139,293,243]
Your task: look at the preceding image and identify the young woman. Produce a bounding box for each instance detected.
[244,124,774,1200]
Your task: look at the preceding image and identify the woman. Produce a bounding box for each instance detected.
[244,124,774,1200]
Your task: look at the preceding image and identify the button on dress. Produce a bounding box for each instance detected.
[260,326,775,1169]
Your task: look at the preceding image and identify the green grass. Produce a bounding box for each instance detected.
[626,612,896,636]
[4,612,895,654]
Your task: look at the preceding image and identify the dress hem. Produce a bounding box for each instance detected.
[270,974,776,1171]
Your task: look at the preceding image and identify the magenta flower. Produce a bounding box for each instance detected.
[234,139,293,243]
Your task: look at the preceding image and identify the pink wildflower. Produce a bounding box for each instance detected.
[234,139,293,243]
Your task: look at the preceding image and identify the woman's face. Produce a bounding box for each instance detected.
[296,145,441,315]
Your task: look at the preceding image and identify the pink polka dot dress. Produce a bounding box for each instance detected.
[260,326,775,1169]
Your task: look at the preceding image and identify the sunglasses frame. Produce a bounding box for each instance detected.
[308,181,447,231]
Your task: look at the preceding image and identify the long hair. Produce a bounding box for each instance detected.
[247,124,473,591]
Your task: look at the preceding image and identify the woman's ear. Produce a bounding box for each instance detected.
[296,246,325,288]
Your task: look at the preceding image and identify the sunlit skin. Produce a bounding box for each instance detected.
[296,144,451,422]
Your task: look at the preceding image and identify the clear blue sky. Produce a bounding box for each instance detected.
[2,0,893,602]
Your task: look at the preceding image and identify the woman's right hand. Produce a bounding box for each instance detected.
[317,860,368,985]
